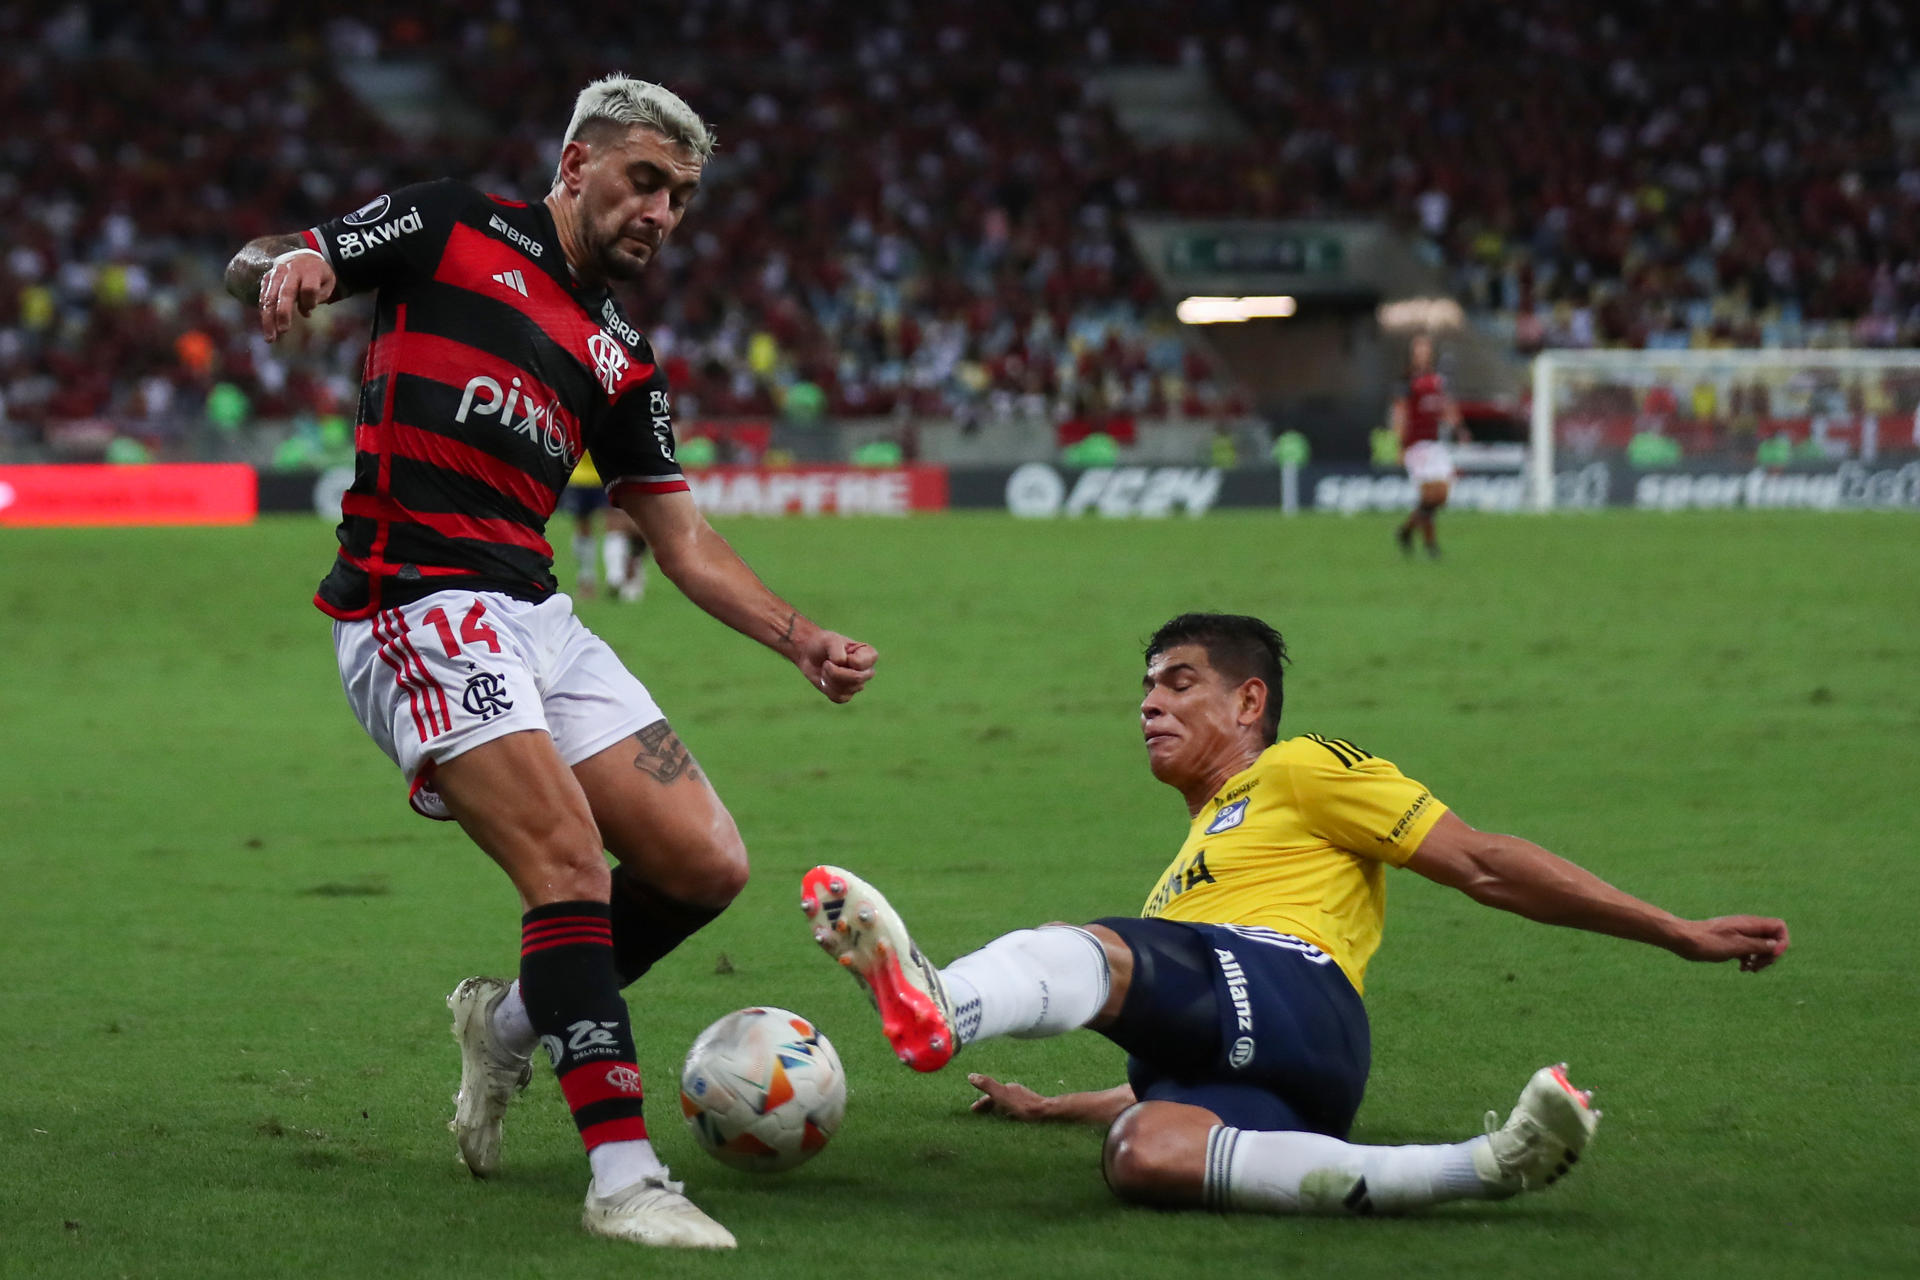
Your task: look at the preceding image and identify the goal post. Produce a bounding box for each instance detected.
[1528,349,1920,510]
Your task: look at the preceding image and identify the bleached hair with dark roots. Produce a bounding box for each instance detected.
[556,74,715,178]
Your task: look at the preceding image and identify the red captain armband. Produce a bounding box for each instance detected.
[607,475,691,502]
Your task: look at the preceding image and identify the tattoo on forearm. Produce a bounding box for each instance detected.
[781,611,797,645]
[632,720,701,784]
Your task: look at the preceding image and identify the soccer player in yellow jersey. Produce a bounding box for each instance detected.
[802,612,1789,1216]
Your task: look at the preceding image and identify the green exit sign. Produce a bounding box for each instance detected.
[1167,233,1345,276]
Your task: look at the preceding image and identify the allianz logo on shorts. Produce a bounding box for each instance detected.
[1216,947,1259,1069]
[1216,948,1254,1029]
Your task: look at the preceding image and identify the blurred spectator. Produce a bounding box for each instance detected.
[2,0,1915,465]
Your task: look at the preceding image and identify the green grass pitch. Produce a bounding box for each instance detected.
[2,510,1916,1279]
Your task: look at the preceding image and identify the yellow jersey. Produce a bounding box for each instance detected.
[1139,735,1448,994]
[570,456,603,488]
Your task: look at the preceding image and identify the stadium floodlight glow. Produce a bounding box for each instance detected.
[1377,297,1466,331]
[1176,295,1297,324]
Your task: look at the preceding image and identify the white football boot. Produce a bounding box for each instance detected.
[446,976,532,1177]
[1473,1063,1601,1197]
[800,865,957,1071]
[582,1173,737,1249]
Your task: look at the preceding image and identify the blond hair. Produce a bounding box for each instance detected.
[557,74,715,178]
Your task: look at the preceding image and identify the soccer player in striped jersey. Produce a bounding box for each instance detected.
[225,76,877,1249]
[1393,334,1466,559]
[804,613,1787,1218]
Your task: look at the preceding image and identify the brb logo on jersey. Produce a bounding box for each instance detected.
[599,299,642,347]
[587,332,630,395]
[486,212,543,258]
[456,374,576,461]
[336,204,423,258]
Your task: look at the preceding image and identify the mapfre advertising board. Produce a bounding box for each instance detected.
[686,467,948,516]
[0,464,258,526]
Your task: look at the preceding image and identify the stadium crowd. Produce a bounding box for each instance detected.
[2,0,1915,456]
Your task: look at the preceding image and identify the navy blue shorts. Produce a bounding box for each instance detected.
[562,485,608,518]
[1090,916,1370,1138]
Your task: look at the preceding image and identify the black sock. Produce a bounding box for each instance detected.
[519,901,649,1151]
[608,864,727,987]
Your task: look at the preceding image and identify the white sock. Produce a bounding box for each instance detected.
[489,980,537,1057]
[572,533,597,589]
[602,531,631,584]
[940,926,1110,1045]
[618,547,647,600]
[590,1138,666,1193]
[1204,1126,1491,1215]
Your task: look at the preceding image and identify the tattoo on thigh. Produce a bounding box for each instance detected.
[632,721,701,784]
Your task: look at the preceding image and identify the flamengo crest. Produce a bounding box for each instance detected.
[587,332,629,395]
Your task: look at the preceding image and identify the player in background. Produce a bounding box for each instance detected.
[804,613,1786,1217]
[1392,334,1467,558]
[566,454,649,602]
[226,75,877,1249]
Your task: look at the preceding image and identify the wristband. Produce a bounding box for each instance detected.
[270,247,326,269]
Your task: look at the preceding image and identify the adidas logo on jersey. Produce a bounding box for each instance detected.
[491,269,528,297]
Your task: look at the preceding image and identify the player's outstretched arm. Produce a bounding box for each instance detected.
[618,489,876,702]
[224,234,339,342]
[967,1074,1137,1126]
[1406,811,1789,971]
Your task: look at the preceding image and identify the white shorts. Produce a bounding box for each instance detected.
[1403,440,1456,485]
[333,590,662,818]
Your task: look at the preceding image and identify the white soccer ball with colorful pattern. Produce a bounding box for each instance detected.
[680,1007,846,1172]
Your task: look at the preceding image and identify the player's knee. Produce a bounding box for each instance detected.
[546,852,613,903]
[653,823,750,908]
[521,815,612,903]
[699,834,750,905]
[1101,1104,1205,1206]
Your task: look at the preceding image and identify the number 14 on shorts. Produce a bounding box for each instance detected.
[422,600,502,657]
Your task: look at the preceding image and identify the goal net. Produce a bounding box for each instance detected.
[1527,350,1920,510]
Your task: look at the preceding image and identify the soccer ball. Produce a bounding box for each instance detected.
[680,1007,847,1172]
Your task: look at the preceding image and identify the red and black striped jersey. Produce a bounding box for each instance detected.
[302,180,688,619]
[1402,371,1450,444]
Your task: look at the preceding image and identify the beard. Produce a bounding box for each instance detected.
[589,224,660,282]
[594,242,650,281]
